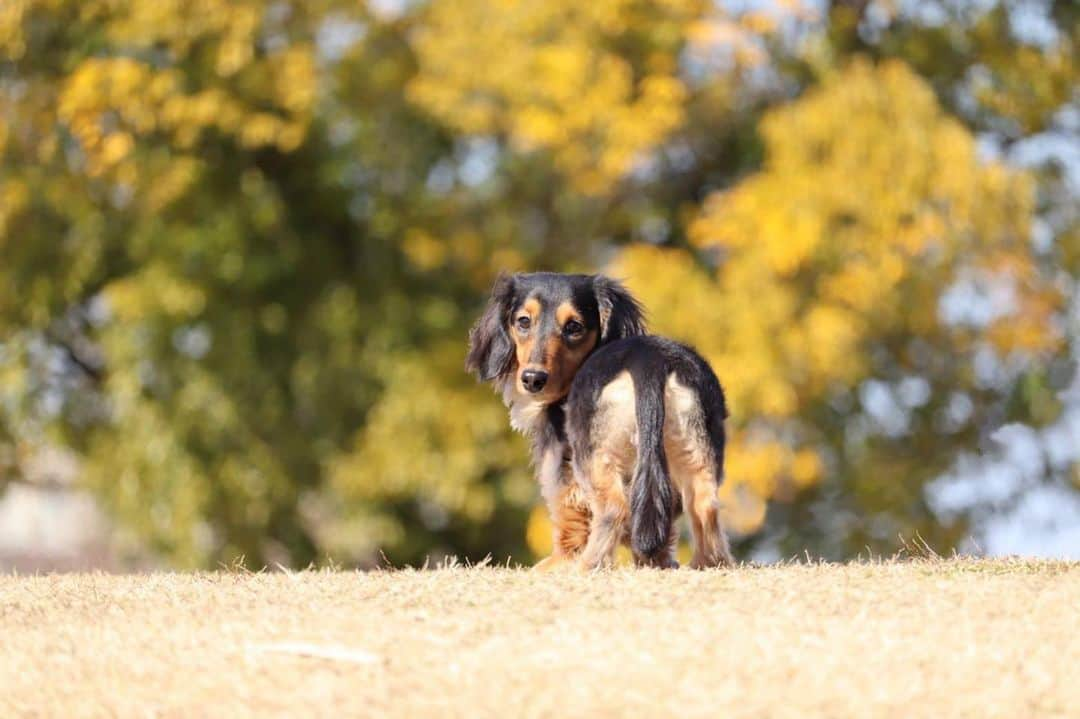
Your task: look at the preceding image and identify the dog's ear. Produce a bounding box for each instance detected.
[593,275,646,343]
[466,274,517,381]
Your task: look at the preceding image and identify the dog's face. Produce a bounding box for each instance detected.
[466,272,646,404]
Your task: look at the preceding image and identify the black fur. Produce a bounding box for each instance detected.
[627,356,674,560]
[593,275,647,343]
[465,274,516,381]
[546,402,568,444]
[465,272,646,388]
[466,273,650,541]
[467,272,730,568]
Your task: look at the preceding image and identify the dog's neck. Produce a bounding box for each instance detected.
[501,383,571,503]
[500,383,567,443]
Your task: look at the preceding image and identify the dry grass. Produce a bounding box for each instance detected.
[1,558,1077,718]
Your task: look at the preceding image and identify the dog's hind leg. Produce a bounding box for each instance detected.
[662,373,733,570]
[685,465,734,569]
[576,450,630,570]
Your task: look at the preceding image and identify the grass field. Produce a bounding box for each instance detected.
[2,558,1077,718]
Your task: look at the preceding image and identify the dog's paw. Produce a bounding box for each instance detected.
[533,555,576,572]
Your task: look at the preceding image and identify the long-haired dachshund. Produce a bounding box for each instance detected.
[466,272,734,570]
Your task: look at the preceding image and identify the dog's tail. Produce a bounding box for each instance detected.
[629,360,673,561]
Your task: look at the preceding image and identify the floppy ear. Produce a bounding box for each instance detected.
[466,274,517,381]
[593,275,647,343]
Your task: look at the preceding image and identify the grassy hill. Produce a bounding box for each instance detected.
[2,558,1076,717]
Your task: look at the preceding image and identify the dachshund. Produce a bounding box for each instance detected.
[466,272,734,570]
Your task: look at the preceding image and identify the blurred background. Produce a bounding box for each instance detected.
[0,0,1077,571]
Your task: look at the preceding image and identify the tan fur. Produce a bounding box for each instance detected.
[512,298,543,377]
[500,292,600,570]
[684,470,734,568]
[555,302,583,326]
[576,449,630,569]
[500,292,661,571]
[546,328,596,399]
[576,372,733,569]
[554,487,591,557]
[573,372,634,568]
[529,435,593,573]
[663,376,733,566]
[510,297,597,403]
[533,451,591,572]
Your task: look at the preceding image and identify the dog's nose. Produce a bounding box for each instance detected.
[521,370,549,393]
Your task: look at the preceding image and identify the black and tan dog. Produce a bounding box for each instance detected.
[466,272,734,570]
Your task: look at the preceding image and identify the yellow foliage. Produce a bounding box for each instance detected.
[50,3,315,181]
[0,179,29,240]
[330,351,530,526]
[526,505,554,557]
[0,0,37,60]
[717,480,767,535]
[403,229,448,271]
[614,59,1061,536]
[270,47,318,114]
[2,1,1071,568]
[726,440,785,499]
[790,448,824,488]
[144,156,203,213]
[408,0,702,194]
[104,265,207,321]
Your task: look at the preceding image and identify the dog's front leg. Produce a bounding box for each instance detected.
[533,447,591,571]
[534,485,592,571]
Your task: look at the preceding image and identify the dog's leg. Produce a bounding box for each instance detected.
[686,466,734,569]
[577,451,629,570]
[534,484,591,571]
[668,407,733,570]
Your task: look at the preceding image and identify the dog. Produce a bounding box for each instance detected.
[466,272,734,570]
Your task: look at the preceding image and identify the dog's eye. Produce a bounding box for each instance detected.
[563,320,584,336]
[515,316,531,332]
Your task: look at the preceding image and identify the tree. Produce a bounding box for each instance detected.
[0,0,1075,567]
[1,0,752,566]
[0,0,477,566]
[618,58,1067,557]
[329,0,792,563]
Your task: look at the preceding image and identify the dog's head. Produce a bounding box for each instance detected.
[466,272,646,403]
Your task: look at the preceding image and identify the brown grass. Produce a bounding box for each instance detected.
[1,558,1077,718]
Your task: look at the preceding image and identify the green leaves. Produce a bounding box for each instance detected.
[0,0,1075,566]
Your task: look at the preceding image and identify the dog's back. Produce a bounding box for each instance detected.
[566,335,733,569]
